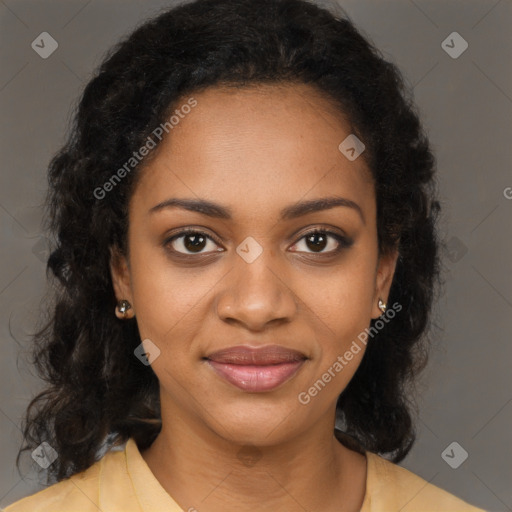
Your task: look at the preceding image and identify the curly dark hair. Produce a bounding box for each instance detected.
[17,0,441,483]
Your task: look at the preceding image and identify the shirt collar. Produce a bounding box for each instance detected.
[125,438,184,512]
[113,437,375,512]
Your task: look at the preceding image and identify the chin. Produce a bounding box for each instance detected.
[206,405,304,447]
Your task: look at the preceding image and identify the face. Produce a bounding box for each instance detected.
[111,83,398,447]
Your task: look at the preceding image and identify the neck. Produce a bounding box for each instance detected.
[140,403,367,512]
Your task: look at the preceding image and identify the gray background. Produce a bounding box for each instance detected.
[1,0,511,510]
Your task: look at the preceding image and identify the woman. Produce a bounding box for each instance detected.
[4,0,486,510]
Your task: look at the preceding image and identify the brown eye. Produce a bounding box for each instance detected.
[305,232,329,252]
[290,229,352,255]
[166,230,222,255]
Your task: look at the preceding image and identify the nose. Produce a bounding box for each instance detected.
[215,250,297,331]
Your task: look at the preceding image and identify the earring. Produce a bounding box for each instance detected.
[115,299,134,319]
[378,299,387,314]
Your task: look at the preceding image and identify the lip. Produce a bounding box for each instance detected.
[205,345,307,392]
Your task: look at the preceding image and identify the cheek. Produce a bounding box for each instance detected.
[295,258,377,392]
[298,257,376,333]
[126,245,213,344]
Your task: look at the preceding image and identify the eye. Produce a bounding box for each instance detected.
[290,228,352,255]
[164,227,353,257]
[165,229,223,255]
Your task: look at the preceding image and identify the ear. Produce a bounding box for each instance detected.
[109,245,134,305]
[371,246,399,319]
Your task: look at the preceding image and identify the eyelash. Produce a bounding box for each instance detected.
[164,227,353,257]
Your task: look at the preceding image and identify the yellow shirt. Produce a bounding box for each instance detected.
[2,438,486,512]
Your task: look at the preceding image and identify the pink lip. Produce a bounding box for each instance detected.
[205,344,307,392]
[207,360,305,392]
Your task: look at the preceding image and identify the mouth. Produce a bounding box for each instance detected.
[204,345,307,392]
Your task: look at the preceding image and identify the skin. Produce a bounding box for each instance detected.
[111,83,399,512]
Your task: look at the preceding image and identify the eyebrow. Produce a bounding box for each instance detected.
[148,196,365,224]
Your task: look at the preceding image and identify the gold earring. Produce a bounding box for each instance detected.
[378,299,387,314]
[116,299,134,319]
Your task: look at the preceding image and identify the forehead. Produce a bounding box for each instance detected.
[131,83,374,223]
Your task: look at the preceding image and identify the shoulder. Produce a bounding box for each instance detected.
[2,448,126,512]
[363,451,487,512]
